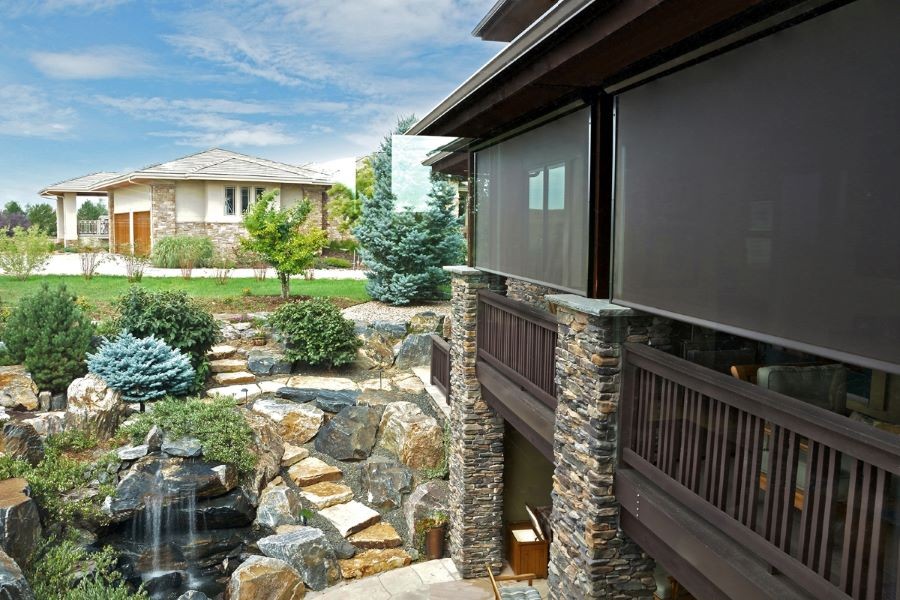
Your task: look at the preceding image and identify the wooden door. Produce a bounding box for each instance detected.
[113,213,130,253]
[133,211,151,256]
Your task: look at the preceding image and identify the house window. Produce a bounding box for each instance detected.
[255,187,265,201]
[224,187,235,215]
[240,187,250,214]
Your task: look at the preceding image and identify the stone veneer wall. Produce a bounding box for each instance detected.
[505,278,562,312]
[173,222,246,256]
[445,266,506,578]
[150,183,176,246]
[547,296,672,599]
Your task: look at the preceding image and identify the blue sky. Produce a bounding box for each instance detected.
[0,0,503,206]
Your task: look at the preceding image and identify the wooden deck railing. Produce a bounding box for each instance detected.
[476,291,558,409]
[429,334,450,402]
[621,343,900,600]
[78,219,109,236]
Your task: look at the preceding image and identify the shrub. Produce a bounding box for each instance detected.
[151,236,214,269]
[116,287,219,372]
[117,248,149,283]
[0,226,53,280]
[76,243,106,280]
[314,256,352,269]
[2,284,94,392]
[119,396,256,473]
[26,539,146,600]
[269,298,360,367]
[88,332,195,406]
[211,252,235,285]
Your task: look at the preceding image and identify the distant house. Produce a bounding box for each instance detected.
[41,148,336,255]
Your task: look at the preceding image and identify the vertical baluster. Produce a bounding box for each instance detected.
[841,459,861,594]
[728,410,747,518]
[714,403,732,510]
[763,425,788,545]
[799,442,839,579]
[658,379,670,471]
[864,467,885,600]
[776,430,799,552]
[702,397,717,502]
[689,391,705,493]
[677,386,692,485]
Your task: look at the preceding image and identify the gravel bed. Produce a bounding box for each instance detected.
[341,301,449,325]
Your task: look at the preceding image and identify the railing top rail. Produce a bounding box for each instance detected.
[477,290,558,331]
[624,342,900,475]
[429,333,450,351]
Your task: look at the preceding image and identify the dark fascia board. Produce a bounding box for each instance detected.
[407,0,598,136]
[412,0,822,139]
[473,0,559,42]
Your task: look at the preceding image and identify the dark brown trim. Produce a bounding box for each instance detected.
[477,290,558,331]
[617,470,815,600]
[478,360,555,460]
[588,92,613,298]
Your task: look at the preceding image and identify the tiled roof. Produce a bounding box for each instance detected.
[39,171,120,195]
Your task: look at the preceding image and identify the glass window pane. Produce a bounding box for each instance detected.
[255,187,265,200]
[224,187,235,215]
[612,0,900,371]
[548,164,565,210]
[240,187,250,214]
[475,108,589,293]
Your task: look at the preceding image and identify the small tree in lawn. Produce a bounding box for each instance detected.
[354,117,465,305]
[241,190,327,299]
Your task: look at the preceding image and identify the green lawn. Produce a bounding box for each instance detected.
[0,275,370,318]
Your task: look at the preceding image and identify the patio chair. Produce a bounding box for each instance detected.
[487,565,541,600]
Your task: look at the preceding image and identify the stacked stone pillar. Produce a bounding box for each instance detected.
[443,266,505,578]
[150,181,176,248]
[546,294,671,600]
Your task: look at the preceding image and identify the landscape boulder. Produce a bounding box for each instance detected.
[0,479,42,567]
[255,484,301,529]
[0,367,38,412]
[257,527,340,591]
[408,311,444,334]
[0,423,44,466]
[161,436,203,458]
[247,350,293,376]
[177,591,209,600]
[393,334,433,370]
[377,402,444,469]
[0,549,34,600]
[314,406,379,461]
[65,374,124,439]
[338,548,411,579]
[116,444,149,461]
[362,456,412,510]
[192,488,255,529]
[21,412,66,438]
[228,555,304,600]
[251,398,323,445]
[275,388,359,413]
[240,411,285,504]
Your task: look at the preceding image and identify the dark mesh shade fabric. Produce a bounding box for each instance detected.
[613,0,900,372]
[475,108,590,293]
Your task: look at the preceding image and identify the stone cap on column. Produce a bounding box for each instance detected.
[443,265,483,276]
[546,294,640,317]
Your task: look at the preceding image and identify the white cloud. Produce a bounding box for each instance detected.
[93,94,299,147]
[30,46,153,80]
[0,84,75,138]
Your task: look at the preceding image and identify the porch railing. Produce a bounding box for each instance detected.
[621,342,900,600]
[476,290,557,409]
[429,334,450,402]
[78,219,109,236]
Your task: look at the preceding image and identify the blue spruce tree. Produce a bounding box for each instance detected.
[87,332,195,408]
[354,118,465,305]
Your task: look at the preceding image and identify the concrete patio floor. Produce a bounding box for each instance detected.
[307,559,550,599]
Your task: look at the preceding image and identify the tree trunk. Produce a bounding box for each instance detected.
[279,272,290,299]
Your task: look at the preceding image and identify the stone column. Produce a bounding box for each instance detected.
[150,182,176,248]
[545,295,672,600]
[443,266,505,578]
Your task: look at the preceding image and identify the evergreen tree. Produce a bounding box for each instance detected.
[88,332,194,406]
[354,118,464,305]
[26,203,56,236]
[76,200,107,221]
[2,284,94,392]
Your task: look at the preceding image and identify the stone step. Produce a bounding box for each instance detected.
[338,549,412,580]
[299,481,354,509]
[281,443,309,468]
[213,371,256,385]
[347,522,402,549]
[206,384,262,403]
[210,358,248,373]
[207,344,238,360]
[319,500,380,538]
[287,457,342,487]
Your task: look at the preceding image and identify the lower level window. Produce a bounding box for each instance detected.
[241,187,250,214]
[224,187,236,215]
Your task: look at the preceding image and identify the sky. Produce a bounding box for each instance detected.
[0,0,504,207]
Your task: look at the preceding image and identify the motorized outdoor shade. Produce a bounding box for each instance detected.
[475,108,590,293]
[613,0,900,373]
